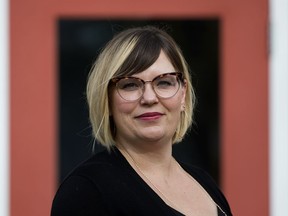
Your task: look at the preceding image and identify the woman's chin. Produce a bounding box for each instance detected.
[137,128,168,143]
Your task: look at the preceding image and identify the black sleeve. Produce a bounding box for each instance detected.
[51,175,110,216]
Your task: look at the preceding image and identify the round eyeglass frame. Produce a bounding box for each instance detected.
[110,72,184,101]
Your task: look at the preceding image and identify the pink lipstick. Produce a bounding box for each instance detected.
[136,112,163,120]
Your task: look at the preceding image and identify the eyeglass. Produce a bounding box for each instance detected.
[110,72,184,101]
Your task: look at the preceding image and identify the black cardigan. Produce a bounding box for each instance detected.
[51,148,232,216]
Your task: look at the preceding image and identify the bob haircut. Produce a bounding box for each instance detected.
[86,26,196,150]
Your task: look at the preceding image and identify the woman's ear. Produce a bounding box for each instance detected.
[180,79,187,111]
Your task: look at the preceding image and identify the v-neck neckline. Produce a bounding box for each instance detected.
[112,147,224,216]
[113,147,185,215]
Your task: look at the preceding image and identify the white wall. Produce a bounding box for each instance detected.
[269,0,288,215]
[0,0,10,215]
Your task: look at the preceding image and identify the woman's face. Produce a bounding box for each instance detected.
[110,51,187,147]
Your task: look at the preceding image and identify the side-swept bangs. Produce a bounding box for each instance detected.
[114,28,184,78]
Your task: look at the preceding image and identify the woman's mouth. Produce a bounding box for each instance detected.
[135,112,164,120]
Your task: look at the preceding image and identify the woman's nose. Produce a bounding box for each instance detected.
[140,83,159,105]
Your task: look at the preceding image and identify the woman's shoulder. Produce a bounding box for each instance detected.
[51,148,126,215]
[179,162,216,185]
[179,163,219,195]
[179,162,233,216]
[65,148,122,181]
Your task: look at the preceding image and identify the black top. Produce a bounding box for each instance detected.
[51,148,232,216]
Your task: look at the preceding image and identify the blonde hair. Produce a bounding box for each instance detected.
[86,26,195,150]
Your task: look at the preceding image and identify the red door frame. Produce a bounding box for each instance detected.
[10,0,269,215]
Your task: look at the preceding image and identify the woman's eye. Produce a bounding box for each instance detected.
[156,79,176,88]
[158,81,172,86]
[119,81,140,91]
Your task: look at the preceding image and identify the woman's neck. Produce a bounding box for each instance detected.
[116,139,175,176]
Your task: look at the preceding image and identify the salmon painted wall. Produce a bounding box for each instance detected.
[10,0,268,215]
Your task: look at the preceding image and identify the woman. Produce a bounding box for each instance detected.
[51,26,232,216]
